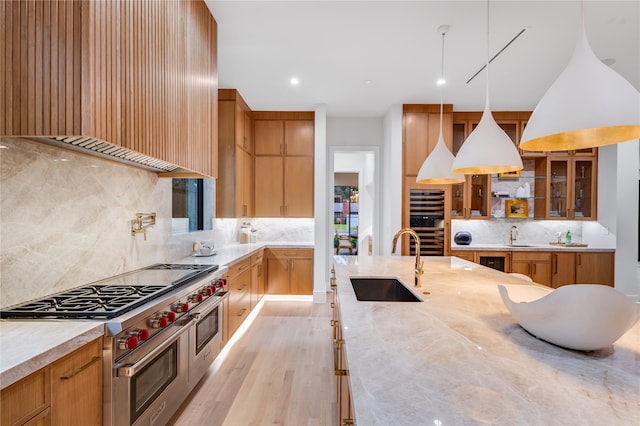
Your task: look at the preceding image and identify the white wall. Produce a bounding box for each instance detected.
[382,105,404,255]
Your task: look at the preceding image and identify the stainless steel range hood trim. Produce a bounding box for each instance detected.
[27,135,192,174]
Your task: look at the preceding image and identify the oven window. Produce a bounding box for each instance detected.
[196,306,219,355]
[131,342,178,423]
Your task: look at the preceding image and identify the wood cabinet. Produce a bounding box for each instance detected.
[250,250,265,309]
[50,338,102,426]
[217,89,254,217]
[266,248,313,295]
[403,104,454,176]
[451,174,491,219]
[450,250,475,262]
[551,252,576,288]
[226,257,252,339]
[0,338,102,426]
[575,252,614,286]
[254,112,314,217]
[511,251,552,286]
[1,0,219,177]
[1,368,50,426]
[330,268,353,426]
[547,156,597,220]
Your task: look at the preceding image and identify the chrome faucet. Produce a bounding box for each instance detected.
[391,228,424,288]
[509,225,518,245]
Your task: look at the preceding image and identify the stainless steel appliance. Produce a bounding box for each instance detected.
[408,188,446,256]
[0,263,228,426]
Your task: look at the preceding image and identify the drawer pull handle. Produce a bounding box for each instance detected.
[60,356,100,380]
[237,308,246,317]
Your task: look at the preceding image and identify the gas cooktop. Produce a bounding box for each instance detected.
[0,263,219,319]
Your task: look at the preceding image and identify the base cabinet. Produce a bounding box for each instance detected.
[511,252,552,286]
[330,269,354,426]
[226,258,252,340]
[250,250,266,309]
[266,248,313,295]
[575,252,615,286]
[0,338,102,426]
[451,250,613,287]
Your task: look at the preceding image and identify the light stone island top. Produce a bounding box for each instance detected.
[333,255,639,425]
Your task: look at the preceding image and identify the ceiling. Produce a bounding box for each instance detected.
[205,1,640,118]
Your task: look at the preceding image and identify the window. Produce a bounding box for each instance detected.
[171,179,213,233]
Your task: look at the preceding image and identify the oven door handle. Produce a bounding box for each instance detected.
[191,291,229,320]
[115,319,195,377]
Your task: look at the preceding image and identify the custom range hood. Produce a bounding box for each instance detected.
[28,136,184,173]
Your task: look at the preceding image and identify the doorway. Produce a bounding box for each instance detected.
[334,174,359,255]
[331,149,379,257]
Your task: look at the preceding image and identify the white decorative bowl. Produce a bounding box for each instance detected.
[498,284,640,351]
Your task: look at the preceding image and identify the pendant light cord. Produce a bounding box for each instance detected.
[439,29,445,135]
[485,0,490,108]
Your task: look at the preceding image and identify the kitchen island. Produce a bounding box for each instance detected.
[333,255,639,425]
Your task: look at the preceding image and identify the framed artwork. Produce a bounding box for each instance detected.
[505,199,528,218]
[498,170,521,179]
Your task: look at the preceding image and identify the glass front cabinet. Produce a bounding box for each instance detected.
[547,156,596,220]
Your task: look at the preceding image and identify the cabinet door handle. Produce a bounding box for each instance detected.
[533,263,536,275]
[60,356,100,380]
[553,254,558,274]
[577,254,582,265]
[237,308,246,317]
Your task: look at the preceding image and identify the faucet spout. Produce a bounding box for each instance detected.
[509,225,518,245]
[391,228,424,288]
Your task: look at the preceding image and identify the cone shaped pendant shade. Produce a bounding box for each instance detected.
[451,1,523,175]
[416,26,464,184]
[520,21,640,151]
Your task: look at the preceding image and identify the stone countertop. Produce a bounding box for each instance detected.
[451,242,615,252]
[332,255,639,425]
[0,241,313,390]
[0,321,105,389]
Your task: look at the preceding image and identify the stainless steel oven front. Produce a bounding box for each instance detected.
[111,317,192,426]
[188,290,228,391]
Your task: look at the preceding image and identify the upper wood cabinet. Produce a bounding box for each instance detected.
[253,112,314,218]
[217,89,253,217]
[1,0,218,177]
[403,104,453,176]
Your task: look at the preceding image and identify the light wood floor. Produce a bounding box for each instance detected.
[169,298,338,426]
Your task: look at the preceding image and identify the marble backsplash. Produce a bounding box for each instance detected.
[0,138,315,308]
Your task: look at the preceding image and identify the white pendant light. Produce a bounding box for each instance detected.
[451,1,523,175]
[520,2,640,152]
[416,25,464,185]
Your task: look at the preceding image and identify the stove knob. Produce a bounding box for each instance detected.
[119,335,139,350]
[148,316,169,329]
[138,328,150,341]
[205,286,214,296]
[173,302,189,313]
[218,278,227,288]
[189,293,204,303]
[166,311,177,322]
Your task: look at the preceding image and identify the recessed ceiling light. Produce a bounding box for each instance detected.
[364,80,372,85]
[290,77,299,86]
[437,77,446,86]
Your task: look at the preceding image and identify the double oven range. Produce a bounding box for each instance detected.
[0,263,229,426]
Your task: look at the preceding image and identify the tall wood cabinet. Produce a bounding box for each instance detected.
[254,112,314,217]
[217,89,254,217]
[1,0,218,177]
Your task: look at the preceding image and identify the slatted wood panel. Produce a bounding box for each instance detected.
[1,0,218,177]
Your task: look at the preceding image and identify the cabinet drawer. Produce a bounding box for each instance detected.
[251,250,264,265]
[1,367,50,426]
[511,251,551,262]
[267,248,313,259]
[451,250,474,262]
[228,258,251,277]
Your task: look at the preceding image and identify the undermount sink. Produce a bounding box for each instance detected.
[350,278,422,302]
